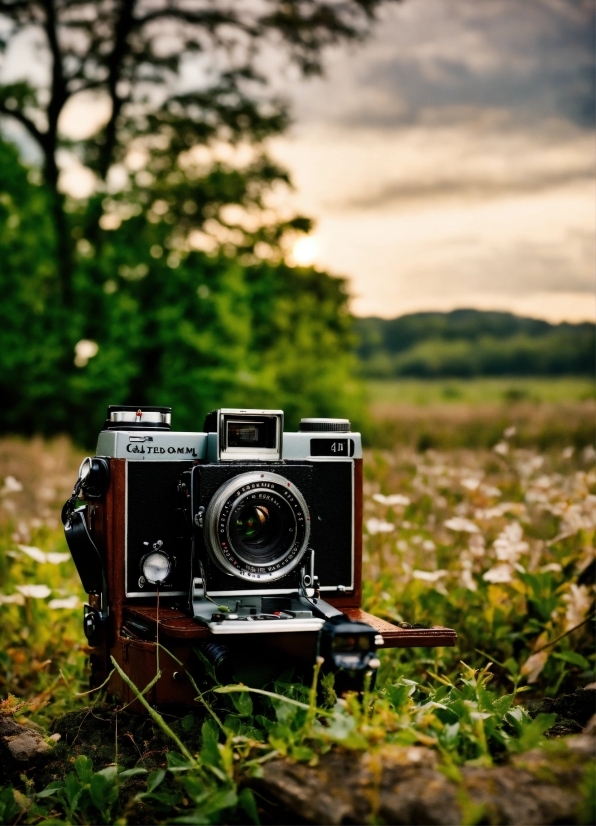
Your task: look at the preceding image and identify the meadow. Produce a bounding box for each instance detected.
[0,383,594,823]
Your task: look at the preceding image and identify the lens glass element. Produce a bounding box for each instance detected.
[229,496,291,566]
[142,551,171,584]
[235,505,270,542]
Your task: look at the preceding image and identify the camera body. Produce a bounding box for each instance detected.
[63,406,455,707]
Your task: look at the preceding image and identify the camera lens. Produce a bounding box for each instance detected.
[230,497,290,566]
[235,505,270,542]
[204,471,310,582]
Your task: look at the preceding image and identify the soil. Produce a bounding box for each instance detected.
[532,687,596,738]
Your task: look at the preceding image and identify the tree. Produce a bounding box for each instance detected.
[0,0,395,305]
[1,2,396,442]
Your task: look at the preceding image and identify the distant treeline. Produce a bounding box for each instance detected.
[355,310,595,378]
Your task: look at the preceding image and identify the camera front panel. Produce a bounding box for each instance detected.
[308,460,354,591]
[192,463,313,594]
[125,460,194,597]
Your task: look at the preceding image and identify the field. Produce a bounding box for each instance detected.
[367,377,594,406]
[365,377,595,451]
[0,384,594,823]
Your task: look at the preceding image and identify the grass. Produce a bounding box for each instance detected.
[0,394,595,823]
[364,377,595,451]
[366,377,595,407]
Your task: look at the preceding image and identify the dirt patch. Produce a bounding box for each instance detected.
[532,688,596,738]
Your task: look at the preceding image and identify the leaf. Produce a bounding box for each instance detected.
[119,767,148,780]
[147,769,166,794]
[386,683,411,710]
[181,713,195,731]
[553,651,590,670]
[508,713,557,753]
[200,718,222,766]
[166,751,194,772]
[74,754,94,784]
[238,787,260,824]
[491,693,514,719]
[97,765,118,783]
[440,721,460,749]
[90,773,117,815]
[230,689,253,717]
[0,787,22,822]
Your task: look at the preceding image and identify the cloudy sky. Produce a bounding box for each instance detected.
[1,0,593,322]
[269,0,595,321]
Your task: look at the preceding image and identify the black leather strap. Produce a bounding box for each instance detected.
[64,506,108,610]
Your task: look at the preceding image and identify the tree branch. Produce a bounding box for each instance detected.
[0,102,47,150]
[97,0,136,181]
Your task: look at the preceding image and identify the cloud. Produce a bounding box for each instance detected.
[290,0,595,130]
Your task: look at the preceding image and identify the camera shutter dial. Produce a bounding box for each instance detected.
[105,405,172,431]
[299,418,350,432]
[204,471,310,583]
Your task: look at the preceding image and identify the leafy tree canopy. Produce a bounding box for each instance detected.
[0,1,392,442]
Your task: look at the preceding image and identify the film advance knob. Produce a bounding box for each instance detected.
[299,418,351,433]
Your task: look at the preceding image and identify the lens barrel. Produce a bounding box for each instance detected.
[203,471,310,582]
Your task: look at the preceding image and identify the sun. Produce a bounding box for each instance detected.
[291,235,320,267]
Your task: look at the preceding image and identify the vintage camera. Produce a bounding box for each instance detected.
[63,405,455,707]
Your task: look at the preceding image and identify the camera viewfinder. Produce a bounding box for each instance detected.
[225,417,277,449]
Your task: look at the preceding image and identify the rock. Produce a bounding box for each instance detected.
[254,742,593,825]
[0,716,57,784]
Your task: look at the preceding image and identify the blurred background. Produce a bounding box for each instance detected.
[0,1,594,728]
[0,0,594,448]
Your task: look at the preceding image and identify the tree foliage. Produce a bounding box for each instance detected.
[0,1,391,441]
[356,311,595,378]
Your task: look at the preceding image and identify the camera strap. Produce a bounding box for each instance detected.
[63,506,108,613]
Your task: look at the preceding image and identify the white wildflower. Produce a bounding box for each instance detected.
[561,446,574,459]
[516,453,545,478]
[444,517,479,533]
[460,560,477,592]
[412,569,448,582]
[47,552,71,565]
[581,445,596,464]
[366,518,394,535]
[422,539,436,552]
[562,496,596,533]
[1,475,23,496]
[476,502,526,520]
[469,533,486,558]
[396,539,409,552]
[0,593,25,606]
[17,544,47,563]
[563,584,592,631]
[372,493,410,507]
[461,478,481,491]
[493,522,528,564]
[539,563,562,573]
[483,564,514,584]
[503,426,517,439]
[493,442,509,456]
[521,651,548,683]
[48,596,80,609]
[16,584,51,598]
[480,485,502,498]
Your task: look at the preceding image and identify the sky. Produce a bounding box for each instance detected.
[1,0,594,323]
[268,0,595,321]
